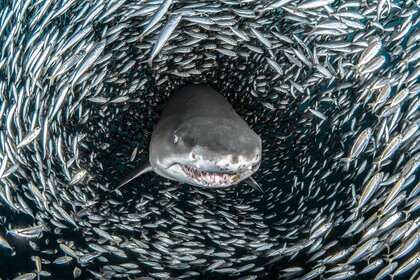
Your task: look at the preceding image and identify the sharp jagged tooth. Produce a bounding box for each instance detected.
[223,174,228,184]
[179,164,241,186]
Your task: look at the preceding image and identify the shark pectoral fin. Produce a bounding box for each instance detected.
[244,177,264,194]
[114,160,153,191]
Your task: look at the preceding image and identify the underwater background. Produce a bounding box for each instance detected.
[0,0,419,279]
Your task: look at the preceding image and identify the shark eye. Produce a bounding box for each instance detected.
[172,132,179,143]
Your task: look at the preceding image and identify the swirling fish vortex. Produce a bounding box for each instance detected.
[0,0,419,279]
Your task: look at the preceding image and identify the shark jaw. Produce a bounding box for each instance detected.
[168,163,243,188]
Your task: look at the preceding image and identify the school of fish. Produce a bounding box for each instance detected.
[0,0,419,279]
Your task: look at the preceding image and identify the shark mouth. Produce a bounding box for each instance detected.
[177,163,240,187]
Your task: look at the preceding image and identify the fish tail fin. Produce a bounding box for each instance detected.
[390,2,401,10]
[340,157,349,162]
[402,118,412,125]
[372,160,380,170]
[378,207,384,216]
[368,103,377,112]
[46,75,56,85]
[384,257,393,264]
[256,9,265,17]
[355,63,364,76]
[350,207,361,219]
[374,214,382,229]
[340,158,351,171]
[385,241,391,254]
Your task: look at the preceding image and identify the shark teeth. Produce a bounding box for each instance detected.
[178,164,238,187]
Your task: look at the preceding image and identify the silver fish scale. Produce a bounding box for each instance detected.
[0,0,419,279]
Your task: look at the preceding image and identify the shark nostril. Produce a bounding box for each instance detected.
[231,155,239,164]
[191,153,197,160]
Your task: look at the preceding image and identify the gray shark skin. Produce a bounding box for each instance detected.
[116,85,263,192]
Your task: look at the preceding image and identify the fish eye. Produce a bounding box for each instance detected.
[172,132,179,143]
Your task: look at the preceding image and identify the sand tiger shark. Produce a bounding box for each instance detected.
[115,85,263,193]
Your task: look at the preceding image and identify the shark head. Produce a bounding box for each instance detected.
[150,115,262,188]
[115,85,263,192]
